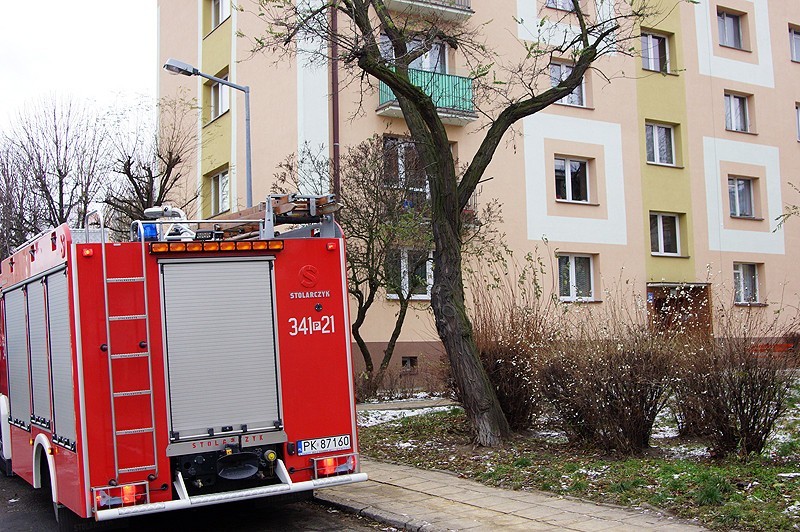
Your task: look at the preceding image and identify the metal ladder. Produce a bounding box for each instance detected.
[85,212,159,482]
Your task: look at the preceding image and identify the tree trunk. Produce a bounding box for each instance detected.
[429,181,511,446]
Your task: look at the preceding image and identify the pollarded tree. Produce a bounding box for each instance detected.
[250,0,663,445]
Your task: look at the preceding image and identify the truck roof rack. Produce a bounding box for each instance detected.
[109,194,343,244]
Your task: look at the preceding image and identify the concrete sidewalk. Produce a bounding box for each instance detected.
[317,458,706,531]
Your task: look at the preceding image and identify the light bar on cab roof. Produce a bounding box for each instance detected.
[149,240,283,254]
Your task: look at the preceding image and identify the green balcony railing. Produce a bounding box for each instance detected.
[414,0,471,8]
[379,68,475,115]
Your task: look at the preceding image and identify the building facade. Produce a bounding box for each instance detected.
[157,0,800,378]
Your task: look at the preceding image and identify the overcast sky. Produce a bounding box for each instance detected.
[0,1,157,128]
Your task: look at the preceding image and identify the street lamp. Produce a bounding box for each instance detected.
[163,58,254,209]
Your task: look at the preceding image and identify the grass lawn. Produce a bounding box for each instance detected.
[360,407,800,531]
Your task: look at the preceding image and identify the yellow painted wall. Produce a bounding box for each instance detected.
[637,9,695,282]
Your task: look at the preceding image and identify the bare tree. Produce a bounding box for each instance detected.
[5,96,110,230]
[250,0,662,445]
[104,93,200,236]
[0,143,41,258]
[274,136,432,399]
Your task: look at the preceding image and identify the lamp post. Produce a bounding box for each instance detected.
[163,58,253,209]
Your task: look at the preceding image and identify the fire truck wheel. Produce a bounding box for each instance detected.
[54,503,97,532]
[0,456,11,477]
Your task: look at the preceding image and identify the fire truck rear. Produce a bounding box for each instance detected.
[0,194,366,530]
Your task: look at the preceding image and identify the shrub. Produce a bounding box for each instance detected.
[468,252,557,430]
[674,305,798,458]
[538,287,683,453]
[540,322,679,454]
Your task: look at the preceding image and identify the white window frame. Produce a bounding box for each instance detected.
[546,0,575,11]
[550,62,585,107]
[718,10,742,49]
[383,137,430,207]
[796,104,800,141]
[386,249,433,300]
[733,262,759,303]
[210,77,230,120]
[650,213,680,256]
[724,93,749,132]
[210,170,230,215]
[645,123,675,165]
[379,35,447,74]
[641,33,670,73]
[558,254,594,302]
[791,27,800,61]
[728,176,754,218]
[211,0,231,29]
[554,157,590,203]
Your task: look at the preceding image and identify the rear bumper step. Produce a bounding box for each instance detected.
[94,459,367,521]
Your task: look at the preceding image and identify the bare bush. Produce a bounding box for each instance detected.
[540,321,679,454]
[674,305,799,458]
[532,287,682,454]
[468,251,557,430]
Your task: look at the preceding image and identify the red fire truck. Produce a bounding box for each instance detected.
[0,194,366,530]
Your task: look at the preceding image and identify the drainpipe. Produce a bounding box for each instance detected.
[331,5,341,198]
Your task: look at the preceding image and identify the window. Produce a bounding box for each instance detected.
[792,28,800,61]
[211,0,231,29]
[728,177,754,218]
[733,263,758,303]
[724,93,749,132]
[210,170,229,215]
[401,356,419,373]
[796,104,800,141]
[380,35,447,73]
[554,157,589,202]
[385,249,432,299]
[645,123,675,165]
[558,254,593,301]
[641,33,670,72]
[650,213,680,255]
[410,41,446,73]
[384,137,428,208]
[549,62,584,107]
[210,77,230,120]
[546,0,575,10]
[717,10,742,49]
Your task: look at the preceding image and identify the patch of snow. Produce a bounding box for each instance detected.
[396,441,416,449]
[666,444,709,460]
[651,425,680,439]
[357,406,455,427]
[8,498,19,503]
[576,467,609,479]
[529,429,568,442]
[777,473,800,479]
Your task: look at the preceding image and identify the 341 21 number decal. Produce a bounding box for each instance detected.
[288,315,335,336]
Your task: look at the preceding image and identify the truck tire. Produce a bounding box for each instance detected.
[55,503,96,532]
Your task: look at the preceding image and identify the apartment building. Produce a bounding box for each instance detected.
[157,0,800,377]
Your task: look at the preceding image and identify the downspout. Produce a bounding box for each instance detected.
[331,5,341,198]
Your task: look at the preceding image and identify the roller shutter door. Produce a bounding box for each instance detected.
[4,288,30,428]
[28,280,51,426]
[48,270,76,445]
[161,259,280,440]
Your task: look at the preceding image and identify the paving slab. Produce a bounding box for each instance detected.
[317,458,707,531]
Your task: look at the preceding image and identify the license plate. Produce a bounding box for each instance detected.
[297,434,351,456]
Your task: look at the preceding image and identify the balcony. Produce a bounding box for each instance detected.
[384,0,473,21]
[377,69,477,126]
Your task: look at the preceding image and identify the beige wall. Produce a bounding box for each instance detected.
[158,0,800,358]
